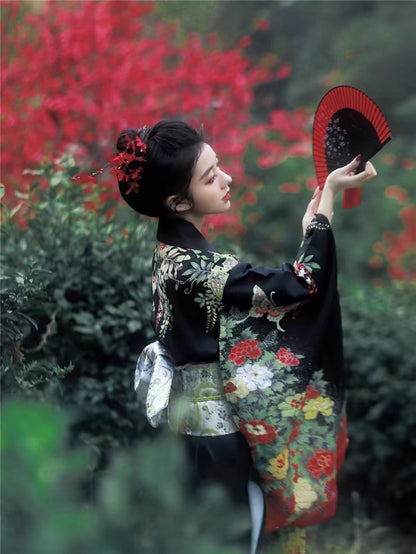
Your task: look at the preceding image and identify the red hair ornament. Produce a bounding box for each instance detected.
[73,135,147,194]
[312,86,391,208]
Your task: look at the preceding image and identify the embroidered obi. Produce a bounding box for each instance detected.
[134,341,237,436]
[169,362,238,436]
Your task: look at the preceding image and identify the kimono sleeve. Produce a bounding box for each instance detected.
[222,214,333,313]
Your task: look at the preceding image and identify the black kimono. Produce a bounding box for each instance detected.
[137,214,348,551]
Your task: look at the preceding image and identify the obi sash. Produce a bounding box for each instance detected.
[134,341,237,436]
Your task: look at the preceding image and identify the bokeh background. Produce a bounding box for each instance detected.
[1,1,415,553]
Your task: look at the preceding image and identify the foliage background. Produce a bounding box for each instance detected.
[1,1,415,552]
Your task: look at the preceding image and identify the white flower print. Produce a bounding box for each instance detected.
[236,364,273,391]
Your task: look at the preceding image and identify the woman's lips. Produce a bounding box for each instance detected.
[223,192,231,201]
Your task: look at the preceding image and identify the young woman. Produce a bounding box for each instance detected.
[118,120,377,553]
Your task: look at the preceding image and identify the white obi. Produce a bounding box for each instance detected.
[134,341,238,436]
[169,362,238,436]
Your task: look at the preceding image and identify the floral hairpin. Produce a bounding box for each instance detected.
[110,135,147,194]
[72,135,147,194]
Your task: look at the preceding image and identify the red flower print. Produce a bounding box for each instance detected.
[223,380,237,394]
[289,420,300,441]
[305,385,319,399]
[307,450,335,479]
[276,347,300,366]
[228,339,262,365]
[239,420,278,445]
[324,478,338,501]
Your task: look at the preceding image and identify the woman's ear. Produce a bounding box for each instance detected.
[166,195,192,213]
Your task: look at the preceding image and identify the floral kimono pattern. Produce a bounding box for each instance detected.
[151,214,348,540]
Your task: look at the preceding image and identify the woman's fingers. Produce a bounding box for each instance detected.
[346,161,377,186]
[345,155,362,175]
[364,161,377,178]
[327,159,377,191]
[312,186,322,201]
[306,188,322,214]
[311,187,322,211]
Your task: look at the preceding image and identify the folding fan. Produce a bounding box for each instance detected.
[313,85,391,208]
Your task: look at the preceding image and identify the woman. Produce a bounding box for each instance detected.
[117,120,376,553]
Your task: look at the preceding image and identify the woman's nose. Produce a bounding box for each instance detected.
[221,169,232,186]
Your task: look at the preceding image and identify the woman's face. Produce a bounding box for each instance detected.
[186,143,232,220]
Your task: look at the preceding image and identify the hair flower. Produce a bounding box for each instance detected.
[73,134,147,193]
[127,135,147,153]
[109,136,147,193]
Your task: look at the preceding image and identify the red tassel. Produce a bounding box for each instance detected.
[342,188,362,209]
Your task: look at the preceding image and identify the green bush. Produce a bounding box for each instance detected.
[1,399,247,554]
[341,283,416,531]
[1,155,156,455]
[1,261,73,399]
[2,399,414,554]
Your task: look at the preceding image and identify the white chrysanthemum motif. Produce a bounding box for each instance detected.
[235,364,273,391]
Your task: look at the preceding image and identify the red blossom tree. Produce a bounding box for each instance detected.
[379,206,416,281]
[1,0,310,234]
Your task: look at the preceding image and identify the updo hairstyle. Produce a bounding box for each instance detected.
[115,120,204,217]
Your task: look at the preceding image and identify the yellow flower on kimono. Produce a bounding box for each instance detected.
[278,393,305,417]
[293,478,318,512]
[267,448,289,479]
[303,396,334,420]
[223,378,250,403]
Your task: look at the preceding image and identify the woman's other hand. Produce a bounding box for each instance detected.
[302,187,323,235]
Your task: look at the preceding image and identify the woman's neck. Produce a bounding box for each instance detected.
[179,213,205,233]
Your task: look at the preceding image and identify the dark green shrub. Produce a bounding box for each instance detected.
[1,155,156,455]
[0,261,73,399]
[341,283,416,531]
[1,399,247,554]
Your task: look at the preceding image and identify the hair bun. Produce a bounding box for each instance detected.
[116,126,150,153]
[114,120,203,218]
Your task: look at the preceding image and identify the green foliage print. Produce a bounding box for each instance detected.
[153,244,237,336]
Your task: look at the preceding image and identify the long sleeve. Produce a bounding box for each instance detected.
[222,214,332,313]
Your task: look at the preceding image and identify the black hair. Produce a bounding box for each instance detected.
[115,120,204,217]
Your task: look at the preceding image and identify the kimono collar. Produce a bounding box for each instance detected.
[157,216,220,253]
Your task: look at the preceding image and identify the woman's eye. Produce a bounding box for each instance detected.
[207,174,216,184]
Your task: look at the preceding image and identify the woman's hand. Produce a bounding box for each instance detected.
[316,156,377,224]
[325,155,377,194]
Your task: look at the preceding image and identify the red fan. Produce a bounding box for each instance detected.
[313,86,391,208]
